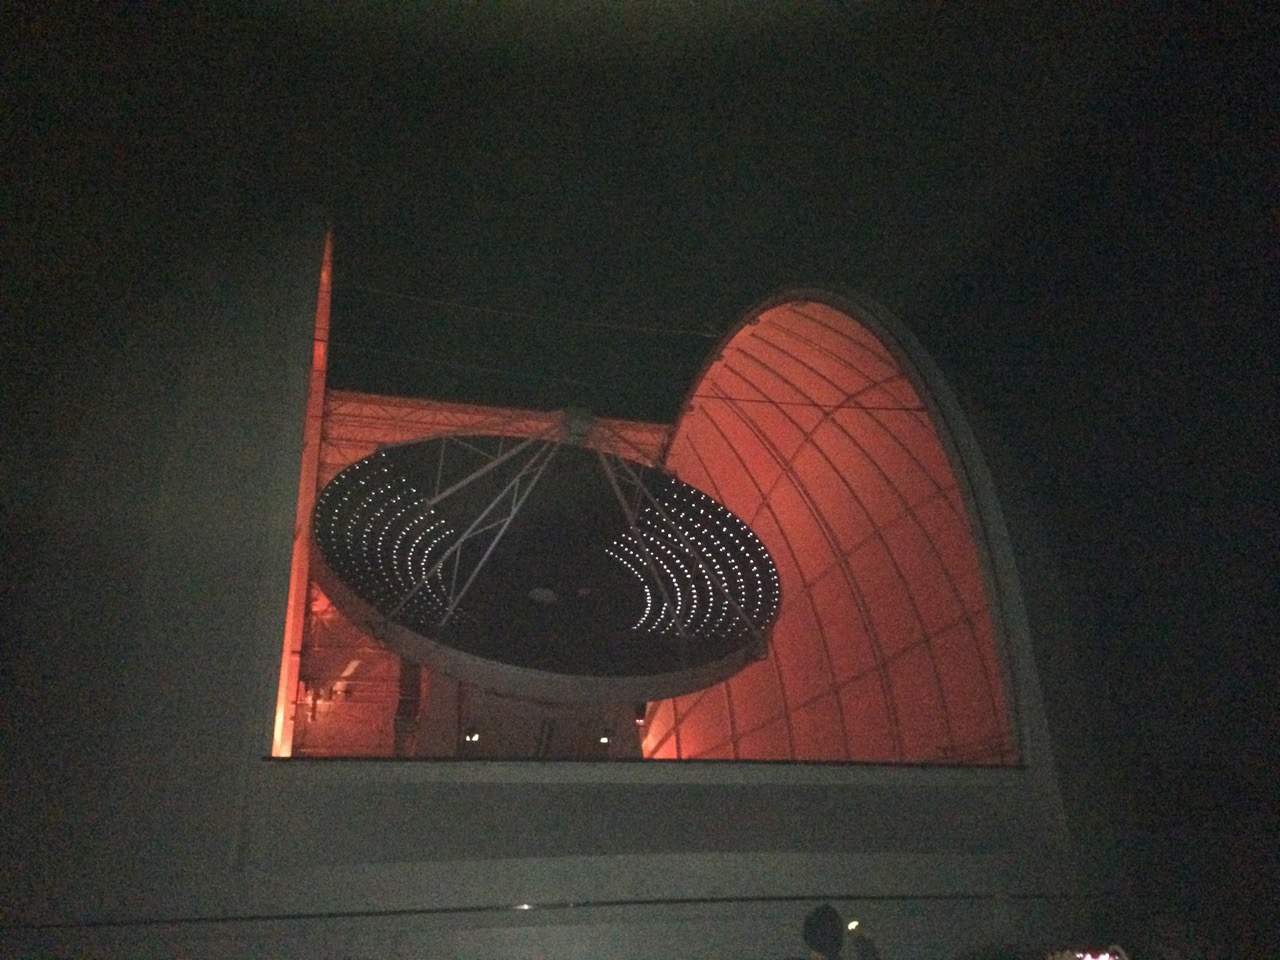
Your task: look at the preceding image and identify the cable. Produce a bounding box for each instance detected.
[4,889,1117,932]
[329,338,927,413]
[329,340,597,389]
[345,283,720,339]
[329,340,927,412]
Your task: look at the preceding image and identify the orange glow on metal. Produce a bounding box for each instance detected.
[272,230,333,757]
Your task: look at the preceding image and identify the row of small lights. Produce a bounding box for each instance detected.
[603,477,780,641]
[658,480,779,620]
[314,452,459,629]
[317,452,779,644]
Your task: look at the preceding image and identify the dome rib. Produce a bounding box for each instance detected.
[649,294,1016,763]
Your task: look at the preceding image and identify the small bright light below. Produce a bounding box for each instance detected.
[847,921,859,931]
[516,903,532,910]
[599,736,610,744]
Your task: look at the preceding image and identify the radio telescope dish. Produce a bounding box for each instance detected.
[311,435,780,703]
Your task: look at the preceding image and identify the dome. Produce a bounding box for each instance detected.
[646,294,1016,762]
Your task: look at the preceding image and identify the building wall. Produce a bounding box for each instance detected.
[3,224,1115,958]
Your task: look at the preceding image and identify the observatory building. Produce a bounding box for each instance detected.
[10,229,1115,958]
[275,237,1015,772]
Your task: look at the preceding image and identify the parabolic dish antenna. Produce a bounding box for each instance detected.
[311,435,781,703]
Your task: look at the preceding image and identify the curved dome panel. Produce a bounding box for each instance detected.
[647,296,1016,763]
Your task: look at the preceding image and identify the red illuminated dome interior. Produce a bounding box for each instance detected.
[274,246,1015,764]
[646,297,1015,763]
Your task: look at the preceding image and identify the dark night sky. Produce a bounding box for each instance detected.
[5,2,1276,954]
